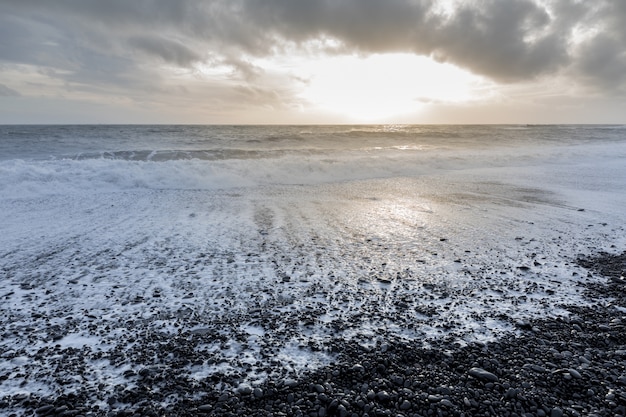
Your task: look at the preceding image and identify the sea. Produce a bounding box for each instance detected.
[1,124,626,401]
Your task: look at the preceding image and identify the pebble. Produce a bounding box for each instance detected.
[312,383,326,393]
[440,399,454,407]
[283,378,298,387]
[351,364,365,373]
[468,367,499,383]
[236,383,253,395]
[35,405,54,414]
[550,408,564,417]
[505,387,519,399]
[376,391,391,402]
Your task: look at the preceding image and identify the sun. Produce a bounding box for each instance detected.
[298,53,488,122]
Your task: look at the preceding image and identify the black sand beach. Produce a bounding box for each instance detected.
[2,251,624,417]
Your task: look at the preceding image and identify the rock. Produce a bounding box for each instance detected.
[312,383,326,393]
[351,364,365,373]
[568,368,582,379]
[399,400,411,410]
[283,378,298,387]
[550,408,564,417]
[197,404,212,413]
[253,387,264,398]
[236,383,253,395]
[35,405,55,414]
[505,388,519,399]
[468,367,499,383]
[529,364,546,373]
[390,374,404,386]
[13,393,29,401]
[441,399,454,407]
[376,391,391,402]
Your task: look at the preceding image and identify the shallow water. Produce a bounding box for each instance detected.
[1,124,625,400]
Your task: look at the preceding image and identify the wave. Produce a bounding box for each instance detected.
[0,150,430,198]
[68,149,296,162]
[2,139,623,199]
[3,122,626,199]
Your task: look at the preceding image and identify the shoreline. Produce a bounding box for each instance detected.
[2,252,624,417]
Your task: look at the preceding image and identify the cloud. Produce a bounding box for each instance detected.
[128,35,202,67]
[0,0,625,116]
[576,35,626,91]
[220,57,264,82]
[426,1,566,81]
[568,2,626,93]
[226,0,622,89]
[0,83,19,96]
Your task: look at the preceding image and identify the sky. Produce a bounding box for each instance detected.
[1,0,625,124]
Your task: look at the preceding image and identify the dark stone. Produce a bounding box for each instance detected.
[312,384,325,393]
[376,391,391,402]
[468,367,499,383]
[550,408,564,417]
[35,405,54,415]
[236,384,253,395]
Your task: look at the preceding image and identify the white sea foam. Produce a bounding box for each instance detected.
[1,125,626,407]
[1,130,624,200]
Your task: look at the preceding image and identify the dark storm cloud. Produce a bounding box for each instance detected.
[1,0,624,93]
[570,2,626,92]
[238,0,432,52]
[234,0,570,82]
[426,1,564,81]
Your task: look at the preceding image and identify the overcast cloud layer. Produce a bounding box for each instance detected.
[1,0,625,123]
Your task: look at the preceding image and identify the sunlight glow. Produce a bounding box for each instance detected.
[298,53,490,122]
[191,51,494,123]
